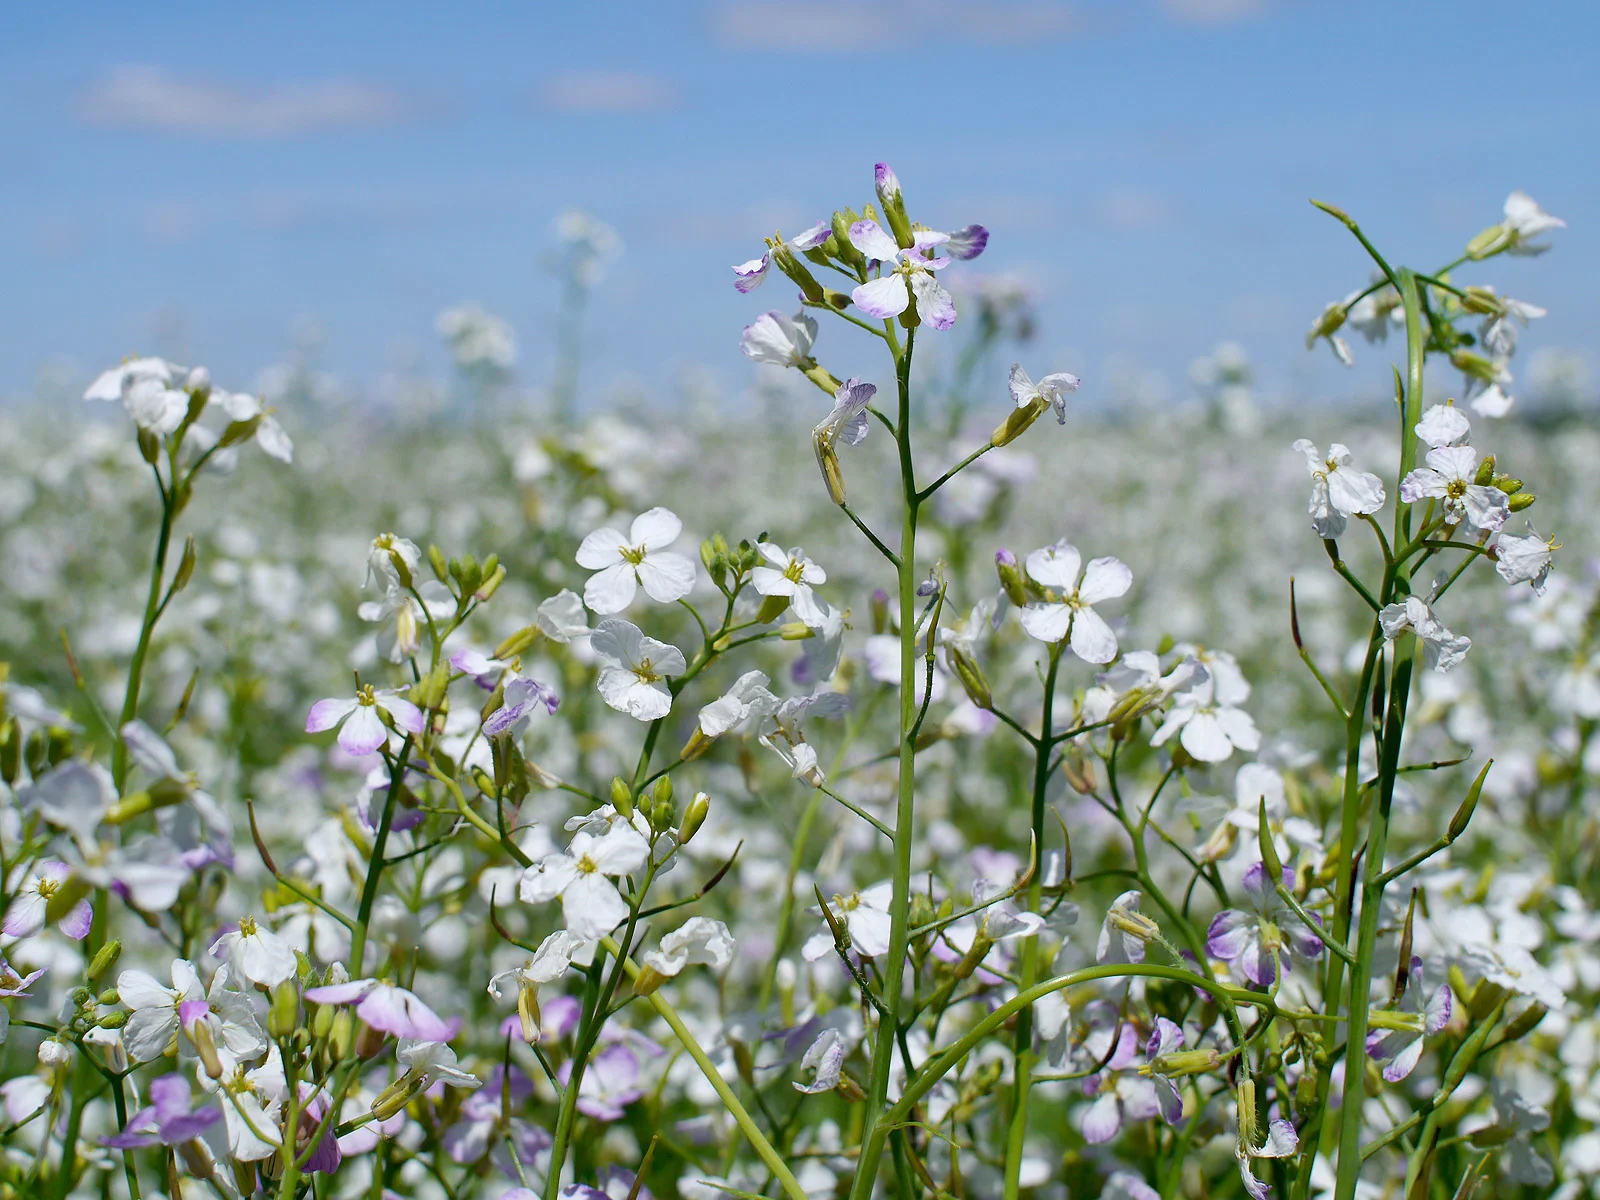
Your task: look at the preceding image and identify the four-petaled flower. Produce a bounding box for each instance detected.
[3,860,92,940]
[304,976,455,1042]
[848,221,959,331]
[1206,863,1324,987]
[1017,541,1132,664]
[590,619,686,721]
[519,823,651,939]
[1365,957,1452,1082]
[1009,363,1081,425]
[1399,445,1509,532]
[742,310,818,368]
[103,1075,220,1149]
[752,541,828,626]
[577,507,697,615]
[1379,596,1471,673]
[306,686,426,757]
[1291,440,1385,539]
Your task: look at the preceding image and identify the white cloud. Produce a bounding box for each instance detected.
[536,71,679,113]
[714,2,1079,50]
[77,66,426,137]
[1160,0,1267,24]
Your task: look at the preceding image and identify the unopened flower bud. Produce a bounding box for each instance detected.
[632,964,668,998]
[948,648,992,711]
[652,776,674,808]
[1459,286,1503,316]
[1451,349,1499,383]
[268,982,299,1039]
[610,776,635,818]
[475,563,506,602]
[1466,223,1510,260]
[996,549,1027,607]
[831,209,866,270]
[871,589,890,634]
[87,941,122,982]
[1448,760,1492,842]
[427,543,448,583]
[755,594,791,625]
[493,624,542,661]
[97,1010,128,1029]
[679,791,710,844]
[172,535,197,595]
[813,434,847,505]
[38,1039,71,1068]
[1507,492,1536,512]
[875,162,914,249]
[137,426,161,464]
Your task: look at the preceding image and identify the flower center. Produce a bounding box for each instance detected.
[620,544,647,566]
[784,559,806,583]
[35,877,58,900]
[632,658,661,685]
[356,685,377,708]
[1445,479,1467,501]
[239,914,259,937]
[576,854,599,875]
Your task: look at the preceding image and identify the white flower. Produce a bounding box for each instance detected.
[1096,890,1151,964]
[1151,670,1260,764]
[396,1039,482,1090]
[216,1048,286,1161]
[803,882,894,960]
[576,507,697,614]
[813,377,875,451]
[641,918,736,977]
[590,619,686,721]
[1291,440,1385,539]
[793,1028,846,1094]
[758,691,849,787]
[1017,541,1132,663]
[1346,281,1402,343]
[536,589,589,642]
[213,389,294,463]
[519,824,650,940]
[1478,290,1547,357]
[119,960,266,1070]
[1008,363,1080,424]
[1415,403,1471,449]
[209,915,298,987]
[1399,445,1509,531]
[1380,596,1471,673]
[365,533,421,590]
[84,357,193,434]
[359,581,454,663]
[698,671,781,738]
[1498,190,1566,256]
[488,930,593,999]
[752,542,829,627]
[1493,524,1557,594]
[741,310,818,368]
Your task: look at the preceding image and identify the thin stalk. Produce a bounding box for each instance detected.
[113,473,176,789]
[850,326,917,1200]
[1002,642,1061,1200]
[348,735,414,975]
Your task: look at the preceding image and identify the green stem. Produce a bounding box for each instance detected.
[850,326,917,1200]
[113,473,177,789]
[1002,642,1061,1200]
[348,735,414,975]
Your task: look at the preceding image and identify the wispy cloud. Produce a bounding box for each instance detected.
[1160,0,1268,24]
[77,66,428,137]
[536,71,680,113]
[714,2,1080,51]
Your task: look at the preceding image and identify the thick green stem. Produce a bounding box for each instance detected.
[1002,644,1061,1200]
[850,328,917,1200]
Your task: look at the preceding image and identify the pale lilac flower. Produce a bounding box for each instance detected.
[440,1067,533,1162]
[306,686,426,757]
[1008,363,1081,425]
[1103,1172,1161,1200]
[562,1044,643,1121]
[1415,403,1471,449]
[752,541,828,626]
[742,310,818,368]
[209,915,299,987]
[304,977,454,1042]
[537,589,590,643]
[1077,1006,1163,1144]
[1207,863,1324,987]
[577,507,697,614]
[519,823,650,939]
[1096,890,1154,965]
[1291,440,1385,539]
[759,690,849,788]
[1493,525,1557,594]
[359,580,454,664]
[732,222,830,292]
[1237,1109,1298,1200]
[119,959,266,1068]
[0,957,45,998]
[1380,596,1471,673]
[1017,541,1132,663]
[642,918,736,978]
[3,860,92,940]
[103,1075,220,1148]
[483,675,560,737]
[1365,958,1452,1082]
[813,376,875,451]
[848,220,958,330]
[590,619,686,721]
[1142,1017,1189,1126]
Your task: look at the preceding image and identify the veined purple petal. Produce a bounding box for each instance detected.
[732,255,770,293]
[853,274,909,320]
[306,696,356,734]
[944,224,989,260]
[790,221,831,251]
[848,219,900,264]
[57,899,94,941]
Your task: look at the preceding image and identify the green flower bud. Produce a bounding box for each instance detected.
[427,544,449,583]
[1473,454,1496,486]
[610,776,635,818]
[1508,492,1536,512]
[87,941,122,983]
[678,791,710,844]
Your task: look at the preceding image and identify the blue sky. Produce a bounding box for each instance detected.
[2,0,1595,410]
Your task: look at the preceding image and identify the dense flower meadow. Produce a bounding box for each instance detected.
[0,166,1596,1200]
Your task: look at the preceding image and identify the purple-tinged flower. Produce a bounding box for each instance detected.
[3,860,92,940]
[1076,1005,1162,1144]
[441,1066,535,1163]
[484,674,560,737]
[732,222,831,292]
[1103,1172,1161,1200]
[103,1075,220,1148]
[1365,958,1452,1082]
[0,957,45,998]
[1009,363,1080,425]
[848,220,959,330]
[1207,863,1324,987]
[1141,1017,1189,1126]
[304,977,454,1042]
[742,309,818,368]
[944,224,989,260]
[560,1043,644,1121]
[306,686,425,757]
[1235,1079,1297,1200]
